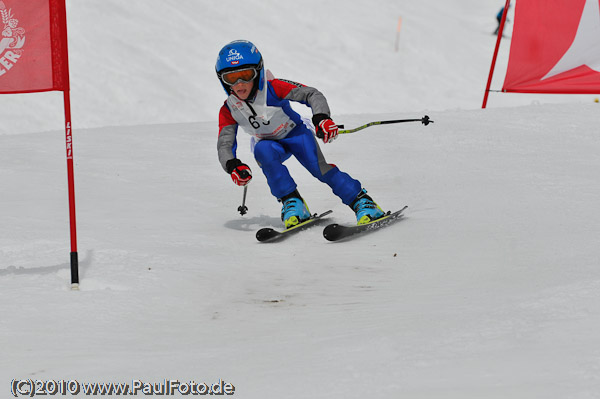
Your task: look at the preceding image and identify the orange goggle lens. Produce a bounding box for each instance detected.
[221,68,257,85]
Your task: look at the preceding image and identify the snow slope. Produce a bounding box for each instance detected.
[2,104,600,397]
[2,0,600,398]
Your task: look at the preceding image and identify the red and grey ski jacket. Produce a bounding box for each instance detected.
[217,77,331,172]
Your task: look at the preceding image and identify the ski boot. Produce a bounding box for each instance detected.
[280,190,311,228]
[350,189,385,225]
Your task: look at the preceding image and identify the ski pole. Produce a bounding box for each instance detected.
[238,185,248,216]
[337,115,433,134]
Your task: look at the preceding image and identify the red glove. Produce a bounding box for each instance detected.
[231,165,252,186]
[226,159,252,186]
[314,116,339,144]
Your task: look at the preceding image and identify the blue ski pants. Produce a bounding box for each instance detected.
[253,124,361,205]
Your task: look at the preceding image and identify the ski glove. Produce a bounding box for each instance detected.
[313,113,339,144]
[226,158,252,186]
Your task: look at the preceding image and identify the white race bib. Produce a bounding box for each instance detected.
[227,80,296,140]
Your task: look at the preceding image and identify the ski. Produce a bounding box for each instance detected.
[323,206,408,242]
[256,210,333,242]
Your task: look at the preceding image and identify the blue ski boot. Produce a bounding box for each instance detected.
[350,189,385,225]
[280,190,311,228]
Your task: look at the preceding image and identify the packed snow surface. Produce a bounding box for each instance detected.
[2,1,600,398]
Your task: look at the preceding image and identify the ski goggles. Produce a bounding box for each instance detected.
[221,67,258,86]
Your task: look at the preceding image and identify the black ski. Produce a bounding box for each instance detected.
[323,206,408,242]
[256,210,333,242]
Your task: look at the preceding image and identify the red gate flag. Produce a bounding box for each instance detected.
[0,0,68,93]
[503,0,600,93]
[0,0,78,289]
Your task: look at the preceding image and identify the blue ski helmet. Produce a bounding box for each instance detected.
[216,40,264,95]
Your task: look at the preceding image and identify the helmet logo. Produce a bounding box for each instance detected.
[226,49,243,64]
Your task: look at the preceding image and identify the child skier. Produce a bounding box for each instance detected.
[216,40,385,228]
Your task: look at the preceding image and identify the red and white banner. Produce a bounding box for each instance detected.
[503,0,600,93]
[0,0,68,93]
[0,0,78,287]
